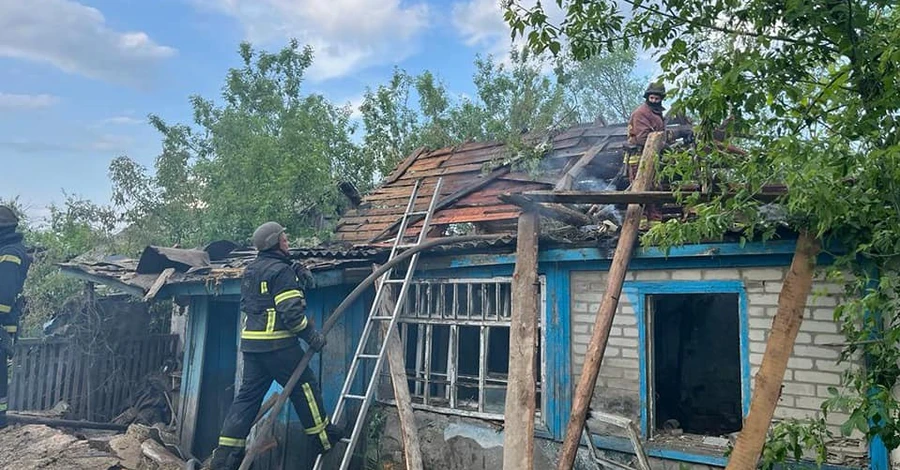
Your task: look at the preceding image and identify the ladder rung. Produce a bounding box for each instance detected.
[407,211,429,216]
[344,394,366,401]
[382,278,405,284]
[358,353,379,359]
[370,315,392,321]
[339,438,351,444]
[395,243,418,249]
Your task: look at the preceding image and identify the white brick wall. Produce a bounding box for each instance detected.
[570,266,855,440]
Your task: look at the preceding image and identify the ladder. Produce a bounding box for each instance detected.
[314,177,444,470]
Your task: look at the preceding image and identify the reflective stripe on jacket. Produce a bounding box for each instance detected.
[239,250,309,352]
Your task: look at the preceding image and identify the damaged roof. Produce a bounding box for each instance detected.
[58,245,388,299]
[335,122,636,244]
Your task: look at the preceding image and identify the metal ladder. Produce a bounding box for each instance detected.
[313,177,444,470]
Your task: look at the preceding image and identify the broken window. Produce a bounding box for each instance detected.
[383,279,543,418]
[647,293,743,437]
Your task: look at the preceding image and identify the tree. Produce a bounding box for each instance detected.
[111,40,365,247]
[0,196,124,335]
[507,0,900,466]
[556,46,645,124]
[359,45,647,177]
[359,48,572,173]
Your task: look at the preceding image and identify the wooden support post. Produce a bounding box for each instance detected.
[375,272,425,470]
[726,232,820,469]
[556,131,666,470]
[503,209,540,469]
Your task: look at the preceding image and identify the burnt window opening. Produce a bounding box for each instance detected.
[649,293,742,437]
[384,279,543,418]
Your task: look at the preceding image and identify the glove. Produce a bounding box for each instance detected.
[301,328,327,353]
[0,328,15,358]
[291,262,316,290]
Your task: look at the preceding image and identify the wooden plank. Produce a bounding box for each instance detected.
[498,193,592,227]
[384,147,427,185]
[367,166,513,242]
[557,131,666,470]
[375,272,425,470]
[520,189,787,205]
[62,344,76,413]
[54,344,65,409]
[144,268,176,302]
[502,210,540,469]
[179,297,210,456]
[37,344,49,410]
[554,139,611,190]
[726,233,820,469]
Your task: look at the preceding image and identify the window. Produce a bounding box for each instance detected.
[647,293,742,436]
[382,279,543,419]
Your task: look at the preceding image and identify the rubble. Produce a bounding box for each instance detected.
[0,423,188,470]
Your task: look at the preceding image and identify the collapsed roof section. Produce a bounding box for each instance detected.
[335,122,637,245]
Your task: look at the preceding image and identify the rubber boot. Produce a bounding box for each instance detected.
[207,446,244,470]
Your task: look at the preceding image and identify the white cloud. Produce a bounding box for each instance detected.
[0,93,58,110]
[452,0,560,58]
[196,0,429,81]
[102,116,144,126]
[0,0,176,87]
[452,0,510,52]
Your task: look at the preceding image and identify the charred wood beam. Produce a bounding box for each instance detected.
[499,193,593,227]
[520,190,786,205]
[554,138,611,191]
[7,413,129,431]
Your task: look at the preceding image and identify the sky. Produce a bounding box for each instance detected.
[0,0,658,220]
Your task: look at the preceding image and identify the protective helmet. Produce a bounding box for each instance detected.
[0,206,19,229]
[252,222,286,252]
[644,82,666,99]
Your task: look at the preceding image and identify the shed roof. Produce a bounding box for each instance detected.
[335,122,634,244]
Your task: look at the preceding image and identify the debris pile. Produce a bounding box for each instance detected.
[0,423,188,470]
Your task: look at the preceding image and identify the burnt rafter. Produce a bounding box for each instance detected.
[517,188,787,205]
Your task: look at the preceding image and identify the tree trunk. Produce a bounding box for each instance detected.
[557,131,666,470]
[725,231,820,469]
[503,210,540,469]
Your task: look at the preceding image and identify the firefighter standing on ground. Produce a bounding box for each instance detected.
[0,206,31,428]
[208,221,342,470]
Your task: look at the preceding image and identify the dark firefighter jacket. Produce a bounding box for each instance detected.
[0,229,31,336]
[239,250,311,353]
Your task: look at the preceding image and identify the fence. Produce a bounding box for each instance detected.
[9,334,179,422]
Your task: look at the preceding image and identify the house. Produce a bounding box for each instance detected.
[61,122,883,469]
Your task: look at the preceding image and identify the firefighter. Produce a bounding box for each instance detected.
[208,222,342,470]
[624,82,672,224]
[0,206,31,428]
[625,81,668,182]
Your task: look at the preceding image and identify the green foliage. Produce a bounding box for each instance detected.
[1,196,127,335]
[359,45,643,175]
[759,418,832,469]
[506,0,900,458]
[556,46,645,123]
[110,40,364,247]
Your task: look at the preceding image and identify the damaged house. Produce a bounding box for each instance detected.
[60,122,882,469]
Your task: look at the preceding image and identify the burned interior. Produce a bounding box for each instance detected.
[648,293,742,437]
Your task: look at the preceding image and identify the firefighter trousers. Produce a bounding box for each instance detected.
[216,343,334,457]
[0,351,8,428]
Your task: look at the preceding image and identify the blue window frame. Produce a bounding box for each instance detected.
[623,280,751,439]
